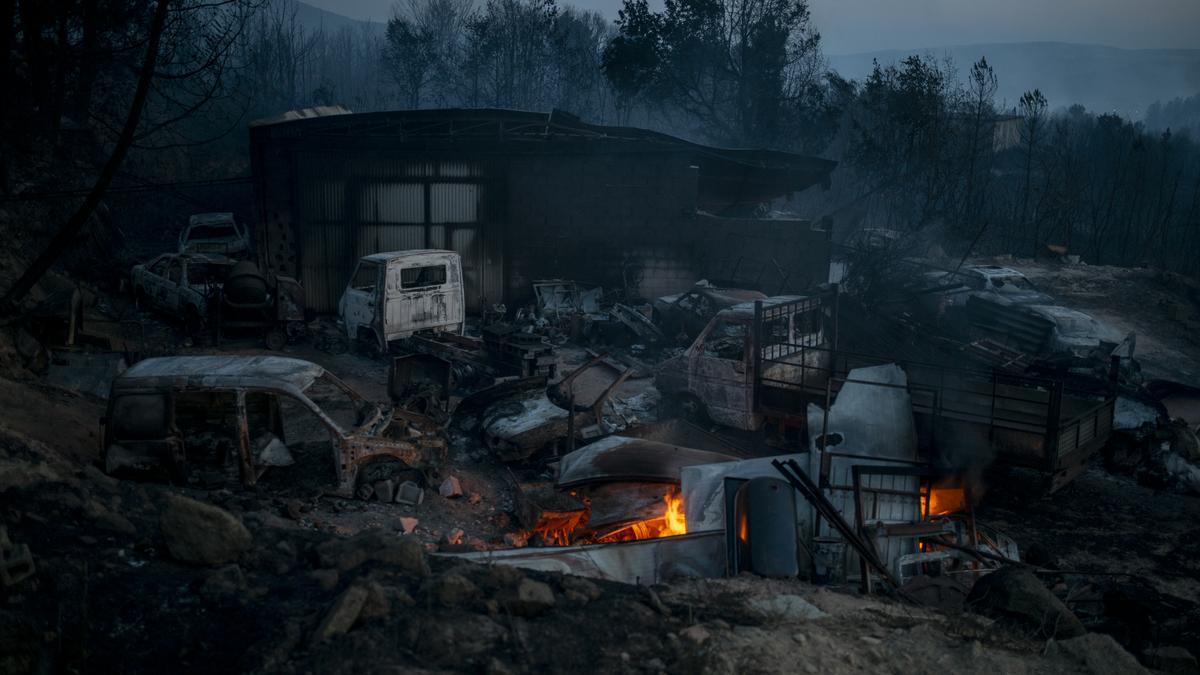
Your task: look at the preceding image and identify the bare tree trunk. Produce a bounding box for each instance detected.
[1,0,172,314]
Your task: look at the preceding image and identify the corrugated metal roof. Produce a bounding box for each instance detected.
[250,107,835,181]
[361,249,458,263]
[249,105,352,127]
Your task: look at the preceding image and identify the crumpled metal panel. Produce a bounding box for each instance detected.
[439,531,725,585]
[556,435,738,488]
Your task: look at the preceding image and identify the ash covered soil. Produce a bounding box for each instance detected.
[998,258,1200,385]
[0,359,1172,674]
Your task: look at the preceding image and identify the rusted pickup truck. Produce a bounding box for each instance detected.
[655,294,831,431]
[101,356,444,496]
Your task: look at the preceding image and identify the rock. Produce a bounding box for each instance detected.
[83,499,137,536]
[486,657,516,675]
[484,565,524,589]
[563,590,589,606]
[503,531,529,548]
[679,625,711,645]
[443,528,465,546]
[439,476,463,498]
[399,517,419,535]
[1145,646,1198,674]
[498,578,555,617]
[560,576,601,601]
[359,581,393,620]
[429,572,480,607]
[1046,633,1147,675]
[199,564,246,598]
[395,481,424,506]
[160,494,251,566]
[403,614,505,663]
[468,493,482,505]
[1170,419,1200,462]
[309,569,339,591]
[315,531,429,577]
[312,585,368,642]
[373,480,395,503]
[749,594,827,621]
[966,567,1086,639]
[82,464,120,493]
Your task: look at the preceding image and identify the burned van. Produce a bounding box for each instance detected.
[101,356,444,496]
[339,250,465,354]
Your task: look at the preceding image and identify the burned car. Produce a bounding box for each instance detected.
[480,354,633,462]
[1021,304,1125,359]
[918,264,1052,317]
[101,356,445,496]
[131,252,233,330]
[178,212,251,257]
[652,280,766,341]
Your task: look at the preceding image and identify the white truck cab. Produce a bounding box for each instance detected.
[339,250,465,353]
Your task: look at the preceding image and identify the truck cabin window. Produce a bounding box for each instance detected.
[793,307,823,343]
[350,262,380,292]
[148,257,170,276]
[401,264,447,290]
[702,321,748,361]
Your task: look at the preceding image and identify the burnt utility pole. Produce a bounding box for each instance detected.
[0,0,171,315]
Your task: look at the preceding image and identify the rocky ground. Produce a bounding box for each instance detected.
[0,424,1158,674]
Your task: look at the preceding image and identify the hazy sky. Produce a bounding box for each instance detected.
[307,0,1200,53]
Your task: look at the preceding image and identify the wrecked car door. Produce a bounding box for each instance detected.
[156,257,184,313]
[135,255,172,310]
[341,260,383,347]
[687,317,754,429]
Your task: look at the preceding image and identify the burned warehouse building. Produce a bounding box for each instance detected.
[249,107,837,313]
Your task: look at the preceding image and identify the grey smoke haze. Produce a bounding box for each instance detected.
[305,0,1200,53]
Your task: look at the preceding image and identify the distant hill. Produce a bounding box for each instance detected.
[827,42,1200,119]
[293,0,384,34]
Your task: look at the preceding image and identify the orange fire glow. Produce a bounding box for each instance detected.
[597,489,687,542]
[923,485,967,517]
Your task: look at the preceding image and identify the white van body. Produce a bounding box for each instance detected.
[339,250,465,351]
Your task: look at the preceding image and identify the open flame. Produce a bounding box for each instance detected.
[596,488,687,542]
[663,490,687,535]
[923,483,967,517]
